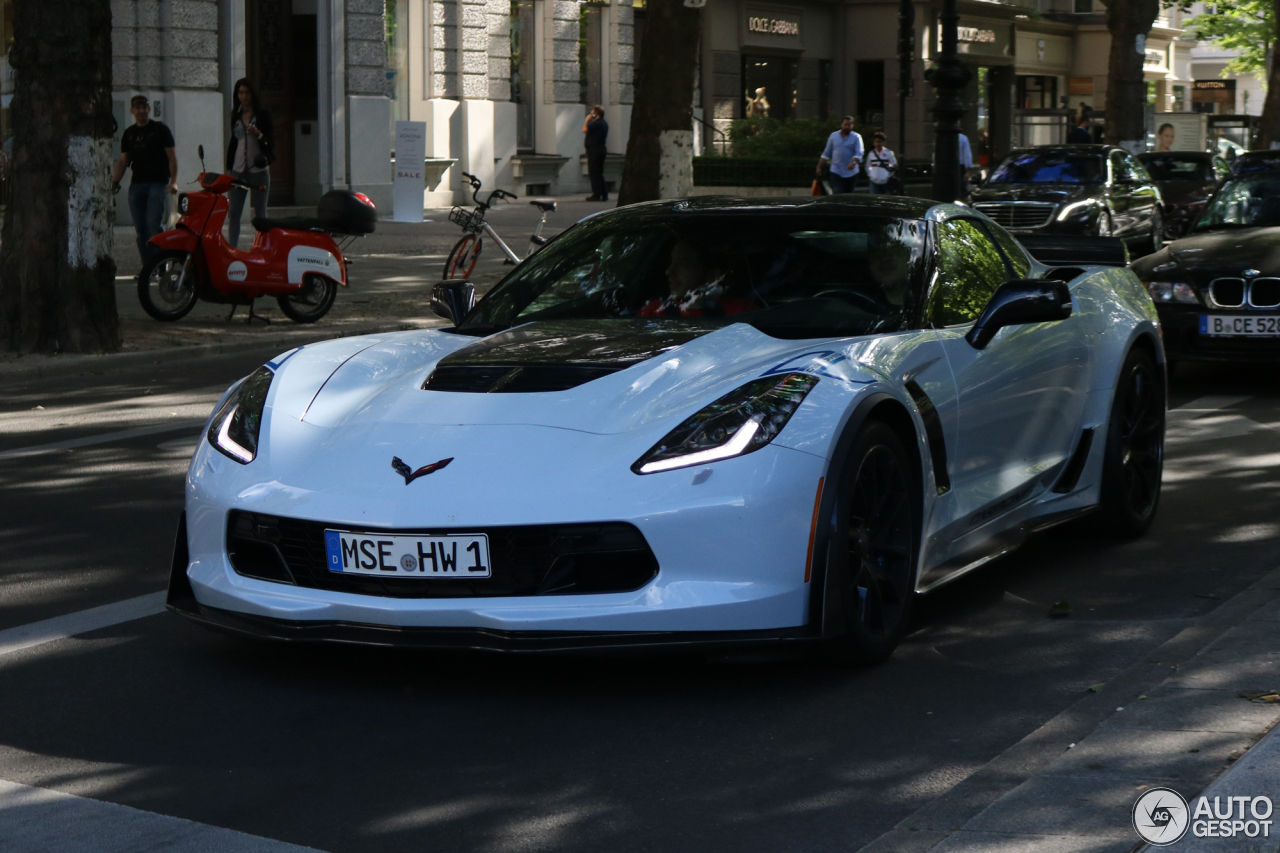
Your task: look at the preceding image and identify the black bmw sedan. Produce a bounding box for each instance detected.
[972,145,1163,250]
[1131,172,1280,366]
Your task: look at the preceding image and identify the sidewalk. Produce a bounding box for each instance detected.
[859,567,1280,853]
[0,199,614,381]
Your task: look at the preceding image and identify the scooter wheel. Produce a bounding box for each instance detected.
[138,251,198,321]
[277,273,337,323]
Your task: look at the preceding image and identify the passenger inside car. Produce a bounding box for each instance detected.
[638,239,760,317]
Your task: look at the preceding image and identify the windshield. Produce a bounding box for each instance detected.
[986,152,1105,185]
[1141,155,1213,182]
[1196,177,1280,230]
[463,212,927,340]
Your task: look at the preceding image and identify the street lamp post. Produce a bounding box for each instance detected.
[925,0,970,202]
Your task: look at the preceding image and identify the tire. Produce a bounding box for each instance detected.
[1093,209,1114,238]
[137,251,198,321]
[1097,347,1165,538]
[1149,208,1165,253]
[443,234,482,280]
[824,421,920,666]
[276,273,337,323]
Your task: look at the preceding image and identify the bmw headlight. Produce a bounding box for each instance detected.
[632,373,818,474]
[207,367,274,463]
[1147,281,1200,304]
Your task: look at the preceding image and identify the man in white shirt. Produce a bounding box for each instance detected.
[817,117,864,194]
[866,133,897,195]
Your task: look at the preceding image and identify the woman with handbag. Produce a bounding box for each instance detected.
[225,77,274,246]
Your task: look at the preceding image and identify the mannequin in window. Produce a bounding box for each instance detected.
[745,87,770,118]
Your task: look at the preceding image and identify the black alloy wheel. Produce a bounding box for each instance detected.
[137,251,198,321]
[1098,347,1165,537]
[277,273,337,323]
[825,421,919,665]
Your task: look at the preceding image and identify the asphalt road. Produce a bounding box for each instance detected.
[1,354,1279,853]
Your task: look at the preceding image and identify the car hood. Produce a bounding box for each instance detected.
[1162,227,1280,276]
[1156,180,1215,207]
[265,321,870,436]
[971,184,1096,205]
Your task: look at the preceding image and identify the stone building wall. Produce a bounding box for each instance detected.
[544,0,579,103]
[610,0,634,105]
[112,0,219,90]
[487,0,511,101]
[347,0,387,95]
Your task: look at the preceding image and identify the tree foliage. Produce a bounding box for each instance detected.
[1184,0,1274,78]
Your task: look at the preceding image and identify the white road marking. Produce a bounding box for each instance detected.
[0,778,328,852]
[0,420,207,461]
[0,593,167,657]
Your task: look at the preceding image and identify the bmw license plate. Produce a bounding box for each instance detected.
[324,530,491,578]
[1200,315,1280,336]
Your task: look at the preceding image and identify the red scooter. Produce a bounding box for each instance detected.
[138,146,377,323]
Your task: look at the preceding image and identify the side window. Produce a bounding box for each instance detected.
[927,219,1009,327]
[1126,155,1152,183]
[978,220,1032,279]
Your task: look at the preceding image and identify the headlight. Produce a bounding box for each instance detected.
[1056,199,1097,221]
[177,193,189,214]
[632,373,818,475]
[207,366,274,463]
[1147,281,1200,304]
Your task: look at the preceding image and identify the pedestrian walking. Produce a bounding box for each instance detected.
[112,95,178,266]
[583,105,609,201]
[225,78,274,246]
[865,133,897,195]
[817,117,864,194]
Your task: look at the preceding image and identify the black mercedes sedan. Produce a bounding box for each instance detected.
[1138,151,1229,241]
[1131,172,1280,366]
[972,145,1164,250]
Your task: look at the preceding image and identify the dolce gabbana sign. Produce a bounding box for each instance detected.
[938,17,1012,57]
[743,5,802,46]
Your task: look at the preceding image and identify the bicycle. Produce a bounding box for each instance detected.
[443,172,557,280]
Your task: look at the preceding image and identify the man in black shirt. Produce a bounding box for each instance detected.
[112,95,178,265]
[582,105,609,202]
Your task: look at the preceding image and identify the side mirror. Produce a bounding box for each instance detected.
[966,280,1072,350]
[253,153,268,169]
[431,281,476,325]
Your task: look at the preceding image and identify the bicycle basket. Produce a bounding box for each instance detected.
[448,206,481,230]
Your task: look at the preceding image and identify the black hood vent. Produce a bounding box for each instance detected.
[423,320,716,393]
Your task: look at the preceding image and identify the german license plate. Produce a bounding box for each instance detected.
[323,530,491,578]
[1200,315,1280,336]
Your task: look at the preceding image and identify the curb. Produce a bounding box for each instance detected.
[0,321,425,384]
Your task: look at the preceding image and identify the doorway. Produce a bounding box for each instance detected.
[247,0,318,205]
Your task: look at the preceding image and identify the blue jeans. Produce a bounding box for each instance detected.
[828,173,857,194]
[227,169,270,246]
[128,181,168,265]
[869,181,891,194]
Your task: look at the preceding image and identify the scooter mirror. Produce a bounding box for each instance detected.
[198,145,204,160]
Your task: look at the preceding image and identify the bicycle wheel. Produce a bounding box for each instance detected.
[444,234,482,280]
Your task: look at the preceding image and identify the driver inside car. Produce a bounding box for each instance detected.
[638,239,759,317]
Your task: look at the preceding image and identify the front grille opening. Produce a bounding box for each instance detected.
[224,510,659,598]
[1211,278,1246,308]
[1249,279,1280,308]
[972,202,1055,229]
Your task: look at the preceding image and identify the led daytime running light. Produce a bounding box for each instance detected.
[215,405,254,462]
[639,418,761,473]
[207,366,274,464]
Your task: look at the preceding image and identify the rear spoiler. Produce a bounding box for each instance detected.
[1016,236,1130,267]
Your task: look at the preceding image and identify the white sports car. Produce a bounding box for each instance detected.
[169,197,1166,663]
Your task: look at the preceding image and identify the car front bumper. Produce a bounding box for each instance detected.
[1157,305,1280,362]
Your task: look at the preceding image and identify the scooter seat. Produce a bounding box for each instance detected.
[252,216,327,233]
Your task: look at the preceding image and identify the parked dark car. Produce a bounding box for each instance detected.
[1138,151,1228,241]
[1229,151,1280,177]
[1131,172,1280,367]
[971,145,1164,250]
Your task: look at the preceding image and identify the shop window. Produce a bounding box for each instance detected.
[1017,75,1057,110]
[857,61,885,126]
[580,3,604,108]
[741,55,797,120]
[511,0,535,151]
[385,0,409,137]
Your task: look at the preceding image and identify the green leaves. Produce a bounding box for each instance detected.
[1184,0,1274,79]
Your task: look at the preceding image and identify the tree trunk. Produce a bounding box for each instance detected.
[617,0,701,205]
[1259,0,1280,149]
[1101,0,1160,152]
[0,0,119,354]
